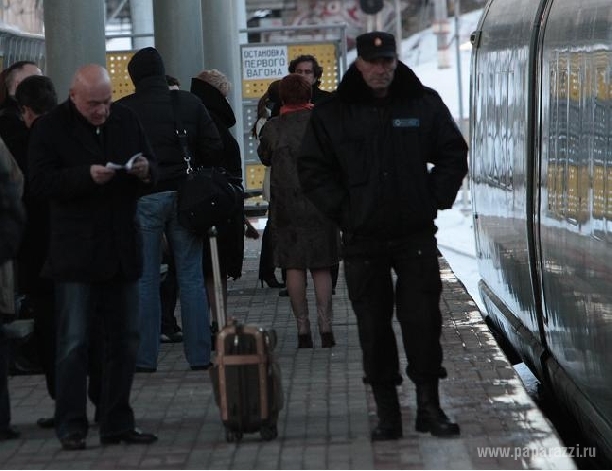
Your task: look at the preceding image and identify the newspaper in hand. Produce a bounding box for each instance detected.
[105,152,142,170]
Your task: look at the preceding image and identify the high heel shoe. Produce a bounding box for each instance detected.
[260,276,285,288]
[298,333,314,348]
[321,331,336,348]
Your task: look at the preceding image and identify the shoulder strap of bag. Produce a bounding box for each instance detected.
[170,90,193,175]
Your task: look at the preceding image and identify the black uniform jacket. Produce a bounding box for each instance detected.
[298,61,468,241]
[28,99,156,282]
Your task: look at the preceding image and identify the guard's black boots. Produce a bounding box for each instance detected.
[415,381,460,437]
[370,384,403,441]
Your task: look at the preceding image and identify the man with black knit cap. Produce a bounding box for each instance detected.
[118,47,222,373]
[299,32,467,441]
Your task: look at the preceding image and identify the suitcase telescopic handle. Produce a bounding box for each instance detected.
[208,226,227,328]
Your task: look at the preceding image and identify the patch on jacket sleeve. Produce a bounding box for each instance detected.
[392,118,419,128]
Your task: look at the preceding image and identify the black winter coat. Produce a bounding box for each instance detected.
[117,75,222,193]
[0,102,52,294]
[190,78,244,279]
[298,61,468,240]
[28,99,156,282]
[0,98,29,171]
[0,142,24,266]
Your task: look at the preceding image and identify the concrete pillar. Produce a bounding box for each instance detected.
[130,0,154,49]
[153,0,204,89]
[43,0,106,99]
[433,0,451,69]
[200,0,246,148]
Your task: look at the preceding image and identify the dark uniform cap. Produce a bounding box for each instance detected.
[356,32,397,61]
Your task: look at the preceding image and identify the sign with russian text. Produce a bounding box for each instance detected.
[242,45,288,80]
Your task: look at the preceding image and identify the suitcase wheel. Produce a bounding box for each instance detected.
[260,424,278,441]
[225,429,243,443]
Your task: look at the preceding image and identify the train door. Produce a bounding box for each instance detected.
[469,0,548,376]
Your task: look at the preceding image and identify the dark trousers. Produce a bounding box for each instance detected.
[331,262,339,290]
[31,285,101,414]
[0,327,9,432]
[54,279,139,440]
[343,236,443,386]
[31,284,55,399]
[160,248,179,335]
[258,220,277,280]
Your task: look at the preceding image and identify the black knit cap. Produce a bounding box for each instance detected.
[128,47,166,86]
[356,32,397,61]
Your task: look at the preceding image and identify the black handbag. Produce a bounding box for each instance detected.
[171,91,244,236]
[177,165,243,235]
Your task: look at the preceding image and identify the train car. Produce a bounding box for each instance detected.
[470,0,612,463]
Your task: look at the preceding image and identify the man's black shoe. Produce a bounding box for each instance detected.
[100,428,158,445]
[0,426,20,440]
[60,432,86,450]
[370,425,402,441]
[36,417,55,429]
[190,362,213,371]
[415,408,460,436]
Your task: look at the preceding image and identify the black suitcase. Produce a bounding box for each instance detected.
[207,227,283,442]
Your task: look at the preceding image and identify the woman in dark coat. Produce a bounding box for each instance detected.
[258,74,339,348]
[190,69,245,317]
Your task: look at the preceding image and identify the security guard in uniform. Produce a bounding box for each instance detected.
[299,32,468,440]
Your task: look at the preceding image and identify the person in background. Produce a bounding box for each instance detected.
[0,61,44,376]
[0,61,42,166]
[0,134,25,441]
[158,74,183,345]
[118,48,222,372]
[13,74,59,429]
[270,54,332,117]
[298,32,467,440]
[28,64,158,450]
[252,80,285,291]
[258,74,339,349]
[288,54,332,103]
[190,68,244,321]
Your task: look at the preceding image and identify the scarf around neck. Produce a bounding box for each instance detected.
[279,103,314,115]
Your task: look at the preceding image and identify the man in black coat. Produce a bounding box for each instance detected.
[28,64,158,451]
[299,32,468,441]
[14,74,59,428]
[117,47,222,373]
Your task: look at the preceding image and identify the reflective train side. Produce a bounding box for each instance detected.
[470,0,612,463]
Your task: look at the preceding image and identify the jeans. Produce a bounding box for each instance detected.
[137,191,210,369]
[344,236,443,386]
[54,279,139,440]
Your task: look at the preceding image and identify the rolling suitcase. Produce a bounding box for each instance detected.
[207,227,283,442]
